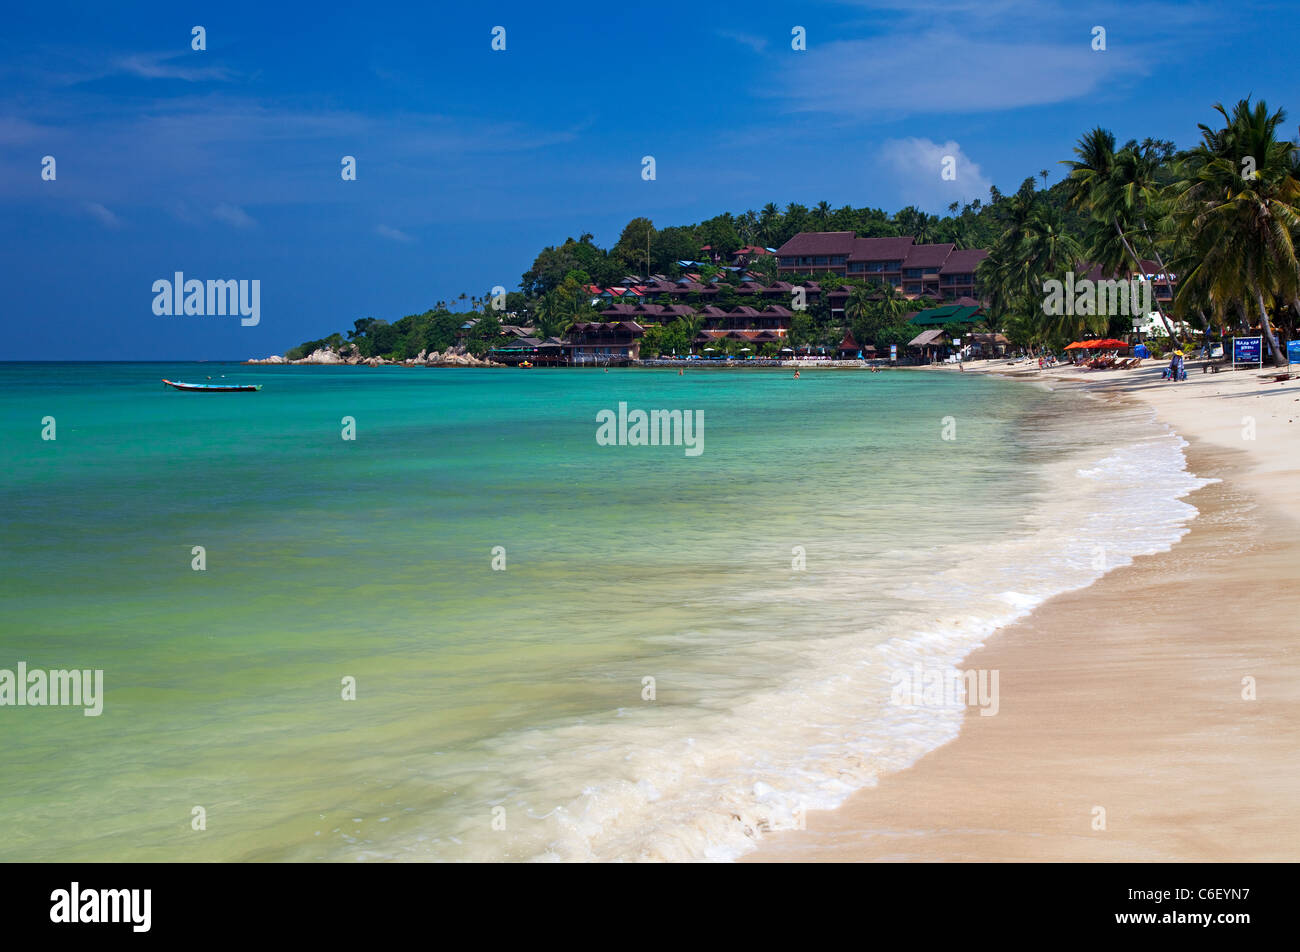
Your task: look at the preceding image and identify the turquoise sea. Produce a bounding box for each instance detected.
[0,363,1209,861]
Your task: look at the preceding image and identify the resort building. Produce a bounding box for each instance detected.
[775,232,988,303]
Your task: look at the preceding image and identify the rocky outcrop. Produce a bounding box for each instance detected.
[248,346,503,368]
[295,347,345,364]
[423,349,503,367]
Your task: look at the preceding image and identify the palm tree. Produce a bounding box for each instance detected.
[1062,127,1179,340]
[814,201,833,227]
[679,312,704,354]
[1024,203,1090,339]
[1040,169,1049,189]
[738,210,759,246]
[1111,143,1177,304]
[758,203,781,246]
[1168,99,1300,365]
[844,286,875,323]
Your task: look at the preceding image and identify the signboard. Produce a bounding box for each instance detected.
[1233,336,1263,368]
[1288,339,1300,365]
[952,337,962,346]
[890,344,897,362]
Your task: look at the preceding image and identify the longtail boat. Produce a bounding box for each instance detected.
[162,379,262,392]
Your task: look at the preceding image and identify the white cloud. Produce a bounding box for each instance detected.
[375,224,414,242]
[84,202,122,228]
[775,32,1145,116]
[212,203,256,228]
[875,138,992,213]
[114,53,235,83]
[717,30,769,53]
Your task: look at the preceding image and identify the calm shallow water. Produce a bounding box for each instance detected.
[0,363,1207,860]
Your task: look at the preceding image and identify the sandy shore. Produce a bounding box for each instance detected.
[747,361,1300,862]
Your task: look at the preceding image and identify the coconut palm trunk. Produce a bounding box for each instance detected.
[1254,288,1286,366]
[1114,217,1178,340]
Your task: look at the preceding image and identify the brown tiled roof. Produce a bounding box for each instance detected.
[761,305,794,317]
[849,236,915,262]
[776,231,855,255]
[939,249,989,274]
[903,243,955,268]
[569,321,645,336]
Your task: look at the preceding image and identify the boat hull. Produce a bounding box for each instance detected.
[162,379,262,392]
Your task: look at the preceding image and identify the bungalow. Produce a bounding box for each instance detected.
[836,330,876,359]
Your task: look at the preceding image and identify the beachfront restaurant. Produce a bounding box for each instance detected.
[562,321,645,365]
[908,328,952,362]
[487,336,565,366]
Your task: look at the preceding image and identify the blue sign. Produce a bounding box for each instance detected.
[1234,336,1262,365]
[1288,339,1300,365]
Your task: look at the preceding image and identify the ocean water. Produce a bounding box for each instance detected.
[0,363,1210,861]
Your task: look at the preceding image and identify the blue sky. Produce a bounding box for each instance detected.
[2,0,1297,359]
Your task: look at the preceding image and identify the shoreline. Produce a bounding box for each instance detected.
[746,363,1300,862]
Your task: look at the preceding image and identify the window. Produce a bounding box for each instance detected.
[904,268,923,278]
[814,256,828,265]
